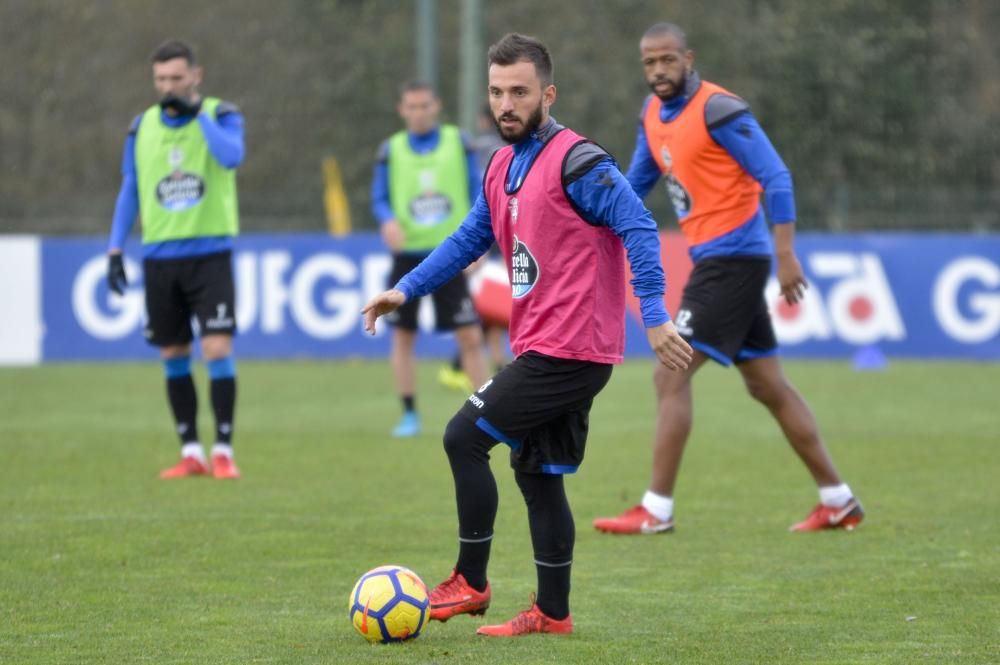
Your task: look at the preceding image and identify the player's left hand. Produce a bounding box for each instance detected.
[380,220,405,253]
[107,252,128,295]
[646,321,693,371]
[776,251,807,305]
[361,289,407,335]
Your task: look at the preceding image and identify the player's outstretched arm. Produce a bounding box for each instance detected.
[645,321,693,371]
[361,289,407,335]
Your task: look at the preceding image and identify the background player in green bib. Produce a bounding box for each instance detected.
[106,40,245,479]
[371,80,488,437]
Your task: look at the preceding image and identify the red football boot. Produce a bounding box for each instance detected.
[592,505,674,534]
[476,597,573,637]
[159,456,209,479]
[790,498,865,532]
[428,570,491,622]
[211,454,241,479]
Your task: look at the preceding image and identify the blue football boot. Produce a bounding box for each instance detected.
[392,411,421,438]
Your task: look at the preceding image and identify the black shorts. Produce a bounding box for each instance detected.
[674,256,777,366]
[457,351,613,475]
[386,254,478,331]
[143,251,236,347]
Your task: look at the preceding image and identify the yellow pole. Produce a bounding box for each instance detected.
[322,157,352,236]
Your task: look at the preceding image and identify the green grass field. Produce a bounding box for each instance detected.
[1,359,998,664]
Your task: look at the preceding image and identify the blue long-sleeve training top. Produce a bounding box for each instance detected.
[370,125,483,248]
[625,72,795,262]
[395,118,670,328]
[108,102,245,260]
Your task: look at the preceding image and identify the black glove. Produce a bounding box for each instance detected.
[107,254,127,295]
[159,94,202,117]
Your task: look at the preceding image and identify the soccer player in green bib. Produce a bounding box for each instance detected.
[106,40,244,479]
[371,81,488,437]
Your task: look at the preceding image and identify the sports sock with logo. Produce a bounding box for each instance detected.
[207,355,236,446]
[401,395,416,414]
[515,470,573,620]
[164,356,198,445]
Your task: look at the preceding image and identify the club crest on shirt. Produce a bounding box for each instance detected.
[508,196,519,224]
[510,235,538,298]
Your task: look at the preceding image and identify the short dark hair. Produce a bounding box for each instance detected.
[151,39,196,64]
[487,33,553,86]
[641,22,688,49]
[399,79,436,99]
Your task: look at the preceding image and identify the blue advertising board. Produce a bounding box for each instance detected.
[34,232,1000,362]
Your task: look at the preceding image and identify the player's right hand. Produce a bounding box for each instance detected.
[107,253,128,295]
[159,94,203,117]
[361,289,407,335]
[645,320,693,372]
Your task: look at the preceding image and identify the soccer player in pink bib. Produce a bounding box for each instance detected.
[363,33,692,637]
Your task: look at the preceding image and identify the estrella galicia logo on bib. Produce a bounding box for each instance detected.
[156,171,205,211]
[664,175,692,219]
[409,192,452,226]
[156,146,204,211]
[510,235,539,298]
[659,145,692,219]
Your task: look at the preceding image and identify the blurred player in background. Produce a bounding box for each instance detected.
[371,81,487,437]
[439,103,511,392]
[106,40,244,479]
[363,33,692,636]
[471,101,507,176]
[593,22,863,534]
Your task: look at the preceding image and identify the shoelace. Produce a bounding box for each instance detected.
[507,593,543,634]
[430,573,461,602]
[509,609,544,634]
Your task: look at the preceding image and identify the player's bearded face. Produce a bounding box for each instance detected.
[488,61,555,144]
[493,100,544,144]
[640,34,693,102]
[648,68,688,101]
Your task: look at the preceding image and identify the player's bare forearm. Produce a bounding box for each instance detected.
[773,222,797,258]
[361,289,406,335]
[645,321,693,371]
[773,223,807,305]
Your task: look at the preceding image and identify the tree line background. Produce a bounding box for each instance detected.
[1,0,997,235]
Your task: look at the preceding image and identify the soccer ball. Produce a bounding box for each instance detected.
[349,565,429,643]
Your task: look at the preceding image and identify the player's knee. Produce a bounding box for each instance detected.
[744,376,784,406]
[653,361,688,398]
[455,324,484,350]
[200,334,232,361]
[443,414,489,462]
